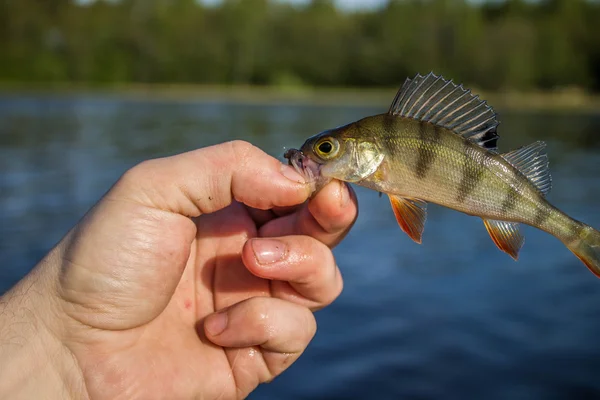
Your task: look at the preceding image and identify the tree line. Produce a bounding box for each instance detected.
[1,0,599,91]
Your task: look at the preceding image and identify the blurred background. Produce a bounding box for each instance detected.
[2,0,600,399]
[1,0,600,91]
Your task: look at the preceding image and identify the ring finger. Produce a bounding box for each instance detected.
[241,235,344,311]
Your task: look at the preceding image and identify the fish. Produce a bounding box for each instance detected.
[284,72,600,277]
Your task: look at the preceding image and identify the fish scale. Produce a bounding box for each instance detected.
[285,72,600,279]
[370,118,521,219]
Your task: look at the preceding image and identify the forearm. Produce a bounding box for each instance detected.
[0,260,86,399]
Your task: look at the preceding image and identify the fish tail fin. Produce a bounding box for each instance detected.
[566,224,600,278]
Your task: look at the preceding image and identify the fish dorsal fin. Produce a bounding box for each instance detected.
[483,219,524,260]
[501,141,552,196]
[388,195,427,244]
[388,72,499,151]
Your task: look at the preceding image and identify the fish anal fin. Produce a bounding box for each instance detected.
[387,72,499,152]
[501,141,552,196]
[389,195,427,244]
[483,219,524,260]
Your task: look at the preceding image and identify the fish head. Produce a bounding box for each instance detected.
[285,123,384,194]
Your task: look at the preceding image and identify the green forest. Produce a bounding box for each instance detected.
[1,0,599,91]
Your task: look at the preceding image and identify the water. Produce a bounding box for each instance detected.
[1,93,600,399]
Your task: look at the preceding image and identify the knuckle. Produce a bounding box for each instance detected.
[248,297,273,336]
[229,140,254,161]
[312,247,337,284]
[295,239,333,282]
[130,159,159,177]
[119,159,159,189]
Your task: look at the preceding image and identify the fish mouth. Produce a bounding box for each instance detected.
[284,148,320,182]
[284,148,326,194]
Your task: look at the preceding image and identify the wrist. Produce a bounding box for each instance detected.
[0,256,87,399]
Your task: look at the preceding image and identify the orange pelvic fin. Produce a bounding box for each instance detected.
[482,219,524,260]
[388,195,427,244]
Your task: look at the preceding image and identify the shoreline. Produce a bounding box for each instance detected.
[1,82,599,113]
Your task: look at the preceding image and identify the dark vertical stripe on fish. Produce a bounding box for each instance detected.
[382,114,396,136]
[380,115,400,157]
[533,203,551,226]
[456,142,485,203]
[500,185,520,215]
[415,123,440,179]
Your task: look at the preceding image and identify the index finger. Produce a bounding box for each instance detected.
[110,141,312,216]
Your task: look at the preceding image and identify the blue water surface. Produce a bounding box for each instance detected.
[1,93,600,399]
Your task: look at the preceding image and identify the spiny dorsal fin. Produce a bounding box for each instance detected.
[483,219,524,260]
[501,141,552,196]
[388,72,499,152]
[388,195,427,244]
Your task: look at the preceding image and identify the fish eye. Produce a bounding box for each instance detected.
[318,141,333,154]
[315,138,339,159]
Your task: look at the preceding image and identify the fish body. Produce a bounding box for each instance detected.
[285,72,600,277]
[336,114,565,238]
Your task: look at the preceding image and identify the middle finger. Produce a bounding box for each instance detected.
[258,180,358,248]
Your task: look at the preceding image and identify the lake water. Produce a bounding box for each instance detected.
[1,93,600,399]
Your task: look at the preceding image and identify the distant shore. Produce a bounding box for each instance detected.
[1,82,599,113]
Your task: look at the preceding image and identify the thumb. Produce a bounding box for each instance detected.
[57,141,310,330]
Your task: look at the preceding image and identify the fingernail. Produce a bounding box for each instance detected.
[205,312,228,336]
[339,181,350,207]
[251,238,287,265]
[280,163,306,184]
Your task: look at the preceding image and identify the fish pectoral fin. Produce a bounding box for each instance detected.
[482,219,524,260]
[389,195,427,244]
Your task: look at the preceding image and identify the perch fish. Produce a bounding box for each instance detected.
[284,72,600,277]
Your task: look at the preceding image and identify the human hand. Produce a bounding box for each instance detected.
[0,141,358,399]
